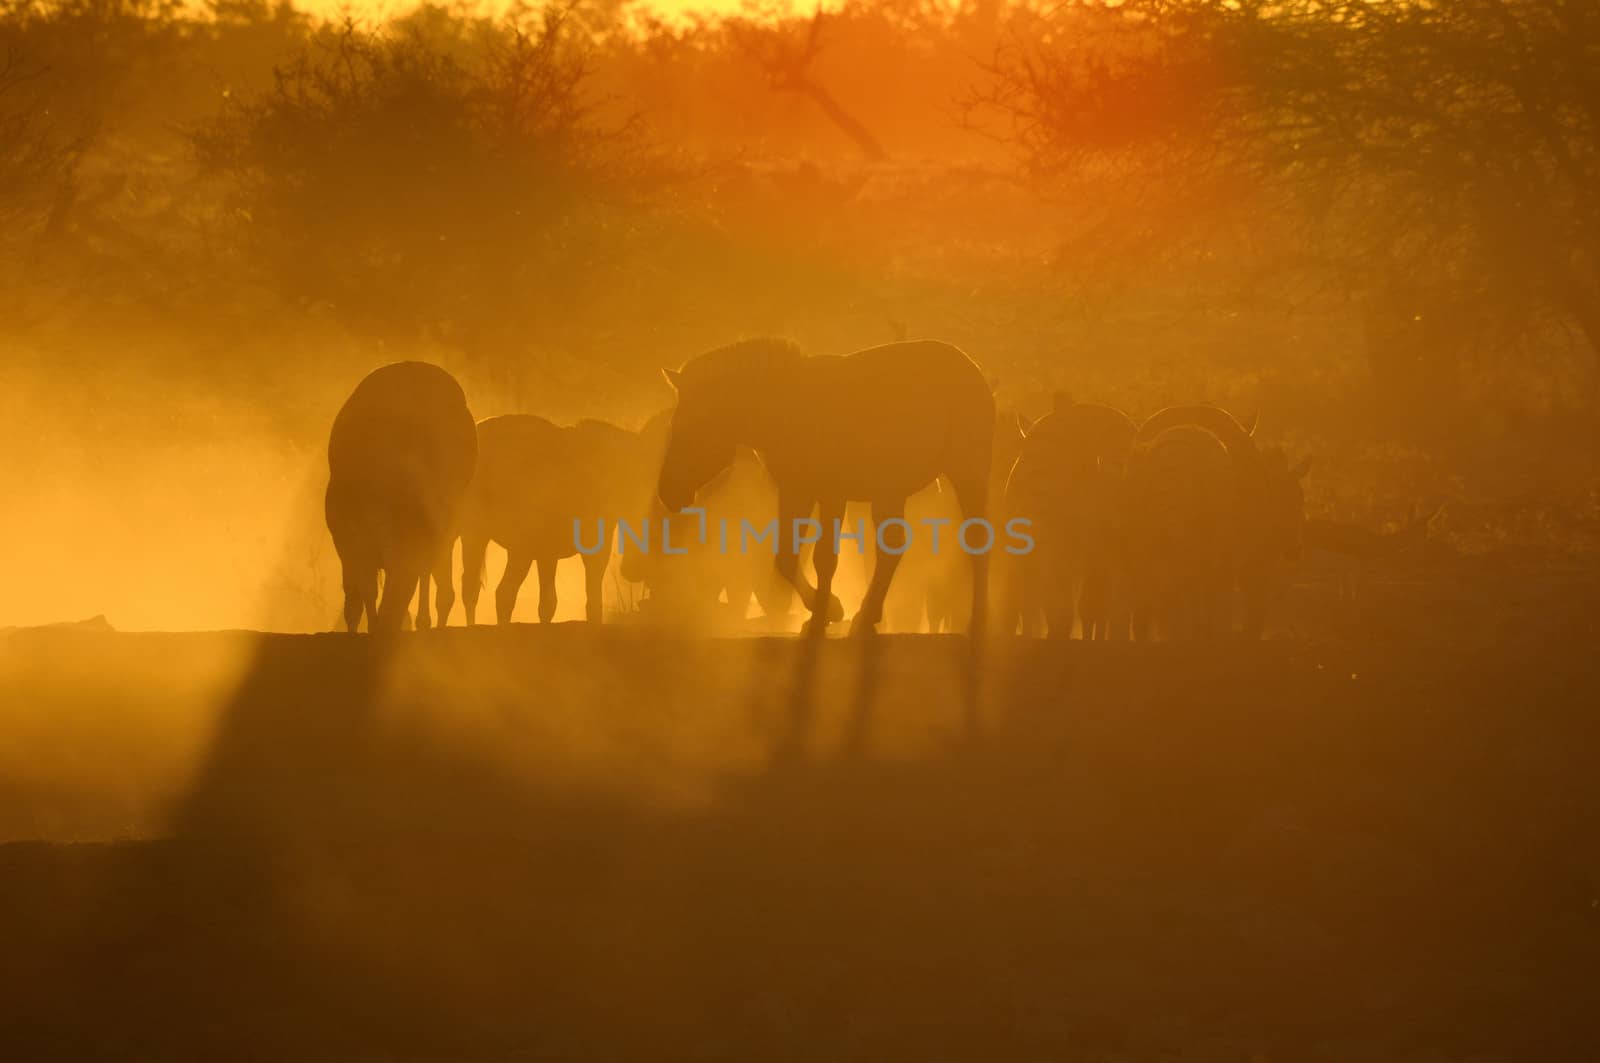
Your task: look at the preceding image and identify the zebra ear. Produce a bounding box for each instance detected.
[1290,455,1313,480]
[1016,412,1035,437]
[661,368,684,392]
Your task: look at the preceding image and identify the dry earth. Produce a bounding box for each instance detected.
[1,572,1598,1060]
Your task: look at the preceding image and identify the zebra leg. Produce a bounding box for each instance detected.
[1132,604,1153,642]
[1017,556,1044,637]
[461,534,489,625]
[949,472,990,640]
[374,562,421,634]
[1042,547,1074,639]
[773,487,842,621]
[1080,556,1109,640]
[1106,555,1133,640]
[852,497,909,637]
[430,537,456,628]
[1036,532,1079,639]
[341,562,377,633]
[803,498,845,637]
[926,562,967,634]
[415,569,434,631]
[582,551,608,624]
[535,557,558,624]
[497,549,533,624]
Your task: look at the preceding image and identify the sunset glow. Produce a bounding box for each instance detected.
[3,0,1597,1057]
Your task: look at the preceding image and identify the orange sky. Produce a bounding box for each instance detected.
[294,0,787,19]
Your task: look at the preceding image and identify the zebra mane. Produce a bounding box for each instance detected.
[575,417,627,435]
[638,408,673,436]
[678,336,805,381]
[572,418,638,449]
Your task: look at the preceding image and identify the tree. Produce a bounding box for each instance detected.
[729,6,887,161]
[194,10,637,365]
[975,0,1600,393]
[0,42,85,261]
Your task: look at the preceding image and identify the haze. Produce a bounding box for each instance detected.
[4,0,1600,1057]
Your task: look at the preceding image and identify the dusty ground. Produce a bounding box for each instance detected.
[1,572,1598,1060]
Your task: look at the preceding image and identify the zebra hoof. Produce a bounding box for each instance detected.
[800,617,831,638]
[826,594,845,622]
[848,615,880,638]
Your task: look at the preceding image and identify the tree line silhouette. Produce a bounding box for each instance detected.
[3,0,1594,427]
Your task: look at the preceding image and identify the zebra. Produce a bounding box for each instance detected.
[997,397,1138,638]
[325,361,477,633]
[1132,405,1310,638]
[1123,425,1237,640]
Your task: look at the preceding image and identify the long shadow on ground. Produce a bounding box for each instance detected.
[1,621,1598,1060]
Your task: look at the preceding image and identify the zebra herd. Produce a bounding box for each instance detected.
[999,398,1310,641]
[325,340,1312,639]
